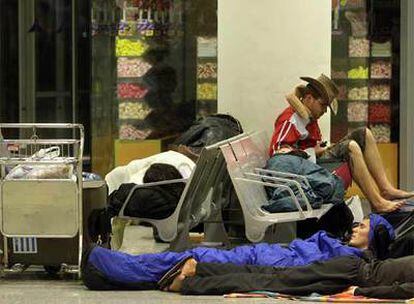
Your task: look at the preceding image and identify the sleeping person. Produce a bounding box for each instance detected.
[81,214,395,291]
[165,253,414,299]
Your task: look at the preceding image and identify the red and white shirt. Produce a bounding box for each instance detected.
[268,106,322,161]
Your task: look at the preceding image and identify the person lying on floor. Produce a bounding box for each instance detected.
[81,214,394,290]
[166,254,414,299]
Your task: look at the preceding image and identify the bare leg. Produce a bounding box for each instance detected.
[348,141,404,213]
[363,129,414,200]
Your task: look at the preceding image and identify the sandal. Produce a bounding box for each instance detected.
[157,256,193,290]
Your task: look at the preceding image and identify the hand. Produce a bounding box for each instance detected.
[319,141,328,148]
[315,143,328,157]
[275,145,294,154]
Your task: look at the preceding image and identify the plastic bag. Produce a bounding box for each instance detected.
[31,146,60,160]
[5,146,73,180]
[24,164,73,179]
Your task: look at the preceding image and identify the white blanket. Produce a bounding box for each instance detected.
[105,151,196,194]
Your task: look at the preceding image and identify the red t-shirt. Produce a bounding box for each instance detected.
[268,106,322,156]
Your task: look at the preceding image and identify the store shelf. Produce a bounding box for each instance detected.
[338,99,369,102]
[370,55,392,58]
[117,77,145,81]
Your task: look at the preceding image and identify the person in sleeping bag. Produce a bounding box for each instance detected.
[166,255,414,299]
[81,214,394,291]
[164,216,410,298]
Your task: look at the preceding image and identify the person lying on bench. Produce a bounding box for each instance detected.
[81,214,394,290]
[105,150,195,249]
[108,163,186,249]
[166,254,414,299]
[268,74,412,213]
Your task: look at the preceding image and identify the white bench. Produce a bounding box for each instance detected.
[219,131,333,243]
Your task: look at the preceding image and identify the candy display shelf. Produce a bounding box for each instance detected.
[370,55,392,59]
[330,0,399,145]
[115,0,185,142]
[196,36,217,118]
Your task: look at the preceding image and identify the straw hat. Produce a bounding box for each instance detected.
[298,74,339,115]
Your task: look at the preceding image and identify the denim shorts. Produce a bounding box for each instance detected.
[320,127,367,162]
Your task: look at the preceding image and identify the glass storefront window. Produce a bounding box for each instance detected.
[0,0,19,129]
[331,0,400,144]
[91,0,217,175]
[331,0,401,194]
[0,0,91,164]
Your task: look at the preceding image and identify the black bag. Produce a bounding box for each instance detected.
[385,211,414,257]
[370,225,393,259]
[174,114,243,154]
[297,202,354,240]
[87,208,112,248]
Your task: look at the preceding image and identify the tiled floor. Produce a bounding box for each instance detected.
[0,225,313,304]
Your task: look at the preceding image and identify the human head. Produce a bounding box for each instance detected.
[348,218,370,249]
[348,214,395,251]
[143,163,185,198]
[143,163,182,183]
[300,86,328,120]
[297,74,339,120]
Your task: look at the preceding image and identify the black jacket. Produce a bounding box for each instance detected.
[107,183,184,219]
[355,255,414,299]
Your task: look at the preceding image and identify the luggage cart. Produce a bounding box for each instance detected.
[0,123,84,277]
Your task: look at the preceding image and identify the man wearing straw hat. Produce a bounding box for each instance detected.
[268,74,412,213]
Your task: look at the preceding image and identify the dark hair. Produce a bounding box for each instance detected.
[303,84,322,100]
[143,163,185,198]
[369,225,392,259]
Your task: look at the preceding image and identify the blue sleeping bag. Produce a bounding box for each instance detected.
[83,231,363,289]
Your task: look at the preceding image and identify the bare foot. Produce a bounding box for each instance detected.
[164,259,197,292]
[181,258,197,277]
[372,200,405,213]
[381,188,414,200]
[165,273,186,292]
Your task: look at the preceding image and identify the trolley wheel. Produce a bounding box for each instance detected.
[43,265,61,275]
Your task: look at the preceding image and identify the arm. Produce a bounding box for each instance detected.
[270,120,301,154]
[269,109,303,156]
[354,282,414,299]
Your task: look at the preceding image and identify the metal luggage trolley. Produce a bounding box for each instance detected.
[0,123,84,277]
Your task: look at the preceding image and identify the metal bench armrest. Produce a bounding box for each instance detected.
[235,177,305,217]
[254,168,311,188]
[118,178,188,217]
[245,172,313,212]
